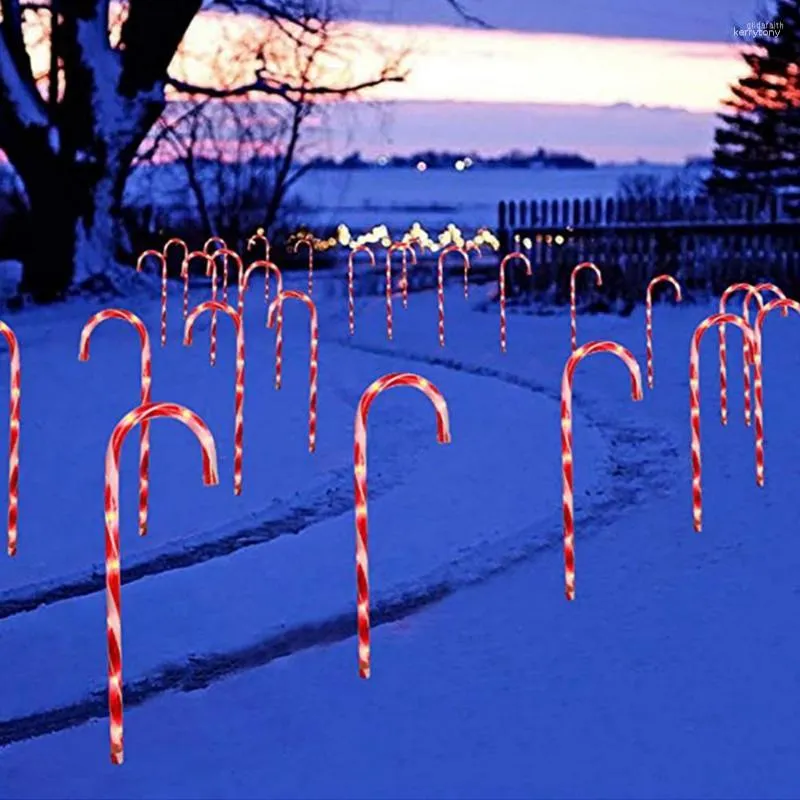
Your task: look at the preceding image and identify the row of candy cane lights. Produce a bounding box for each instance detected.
[0,228,795,763]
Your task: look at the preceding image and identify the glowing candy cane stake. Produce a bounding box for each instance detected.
[570,262,603,352]
[243,260,283,325]
[185,302,245,494]
[79,310,151,536]
[499,253,532,352]
[268,291,318,451]
[347,245,375,334]
[744,282,788,321]
[204,236,226,255]
[437,246,469,347]
[105,401,218,765]
[464,242,482,298]
[645,274,682,388]
[753,298,800,486]
[247,228,270,261]
[382,247,396,340]
[294,237,315,295]
[182,251,214,361]
[0,321,19,556]
[691,313,756,532]
[136,250,168,347]
[163,238,189,319]
[561,342,642,599]
[719,283,763,425]
[355,373,451,677]
[210,248,243,309]
[388,242,417,308]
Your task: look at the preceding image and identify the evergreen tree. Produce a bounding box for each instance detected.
[708,0,800,197]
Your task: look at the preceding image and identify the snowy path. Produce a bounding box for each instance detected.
[3,268,799,796]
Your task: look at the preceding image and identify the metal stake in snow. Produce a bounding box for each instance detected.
[347,245,375,335]
[388,242,417,308]
[185,302,245,495]
[753,298,800,487]
[268,290,319,451]
[105,401,218,765]
[645,274,682,389]
[80,310,152,537]
[293,236,315,295]
[690,313,756,532]
[718,283,763,426]
[0,321,19,556]
[247,228,271,262]
[499,253,532,352]
[243,260,283,325]
[561,341,642,600]
[136,250,168,347]
[162,238,189,319]
[464,242,482,298]
[437,245,469,347]
[354,373,451,677]
[570,262,603,352]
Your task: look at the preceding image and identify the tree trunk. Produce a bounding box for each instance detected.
[17,154,127,302]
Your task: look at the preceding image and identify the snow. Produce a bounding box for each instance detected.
[2,265,800,797]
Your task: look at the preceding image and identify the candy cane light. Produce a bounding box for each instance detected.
[268,290,318,452]
[499,253,532,352]
[561,341,642,600]
[691,313,756,531]
[185,302,245,494]
[347,245,375,335]
[247,229,270,261]
[437,246,469,347]
[753,298,800,486]
[243,260,283,325]
[645,274,682,388]
[570,262,603,352]
[105,401,218,765]
[719,283,763,426]
[354,373,451,677]
[388,242,417,309]
[744,282,788,321]
[135,250,168,347]
[464,241,482,298]
[0,321,19,557]
[203,236,227,254]
[293,236,315,295]
[163,238,189,319]
[211,248,243,310]
[80,310,152,536]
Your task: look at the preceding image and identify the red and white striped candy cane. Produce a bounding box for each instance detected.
[293,237,315,295]
[745,282,788,320]
[203,236,227,255]
[243,260,283,325]
[0,321,19,557]
[136,250,168,347]
[347,245,375,335]
[388,242,417,309]
[570,262,603,352]
[464,242,482,298]
[437,245,469,347]
[247,229,270,262]
[382,247,396,340]
[719,283,763,425]
[182,251,214,359]
[499,253,532,352]
[105,401,218,765]
[268,290,318,451]
[210,248,243,308]
[80,310,152,536]
[754,298,800,487]
[163,238,188,319]
[354,372,451,677]
[691,313,756,532]
[561,341,642,600]
[185,302,245,494]
[645,274,682,389]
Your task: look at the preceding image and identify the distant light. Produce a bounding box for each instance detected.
[381,237,391,247]
[464,157,473,167]
[554,234,565,245]
[523,237,533,249]
[416,161,427,172]
[377,156,388,166]
[455,160,465,171]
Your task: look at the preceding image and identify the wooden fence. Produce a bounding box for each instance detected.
[497,194,800,304]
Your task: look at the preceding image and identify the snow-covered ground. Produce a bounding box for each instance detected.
[1,263,800,798]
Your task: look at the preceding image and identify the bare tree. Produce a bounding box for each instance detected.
[0,0,482,302]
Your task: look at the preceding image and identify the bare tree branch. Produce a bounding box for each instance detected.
[444,0,491,28]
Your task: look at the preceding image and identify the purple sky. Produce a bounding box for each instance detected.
[326,0,766,162]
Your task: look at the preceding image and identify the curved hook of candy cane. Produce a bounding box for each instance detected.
[466,241,482,259]
[347,245,376,335]
[268,290,318,451]
[354,372,451,678]
[163,237,187,264]
[105,400,218,766]
[690,313,756,532]
[136,250,168,347]
[79,310,152,535]
[203,236,227,255]
[247,230,271,260]
[243,260,284,325]
[436,246,469,346]
[209,248,244,308]
[753,298,800,488]
[569,262,603,353]
[499,252,532,353]
[0,321,19,557]
[645,275,682,389]
[745,282,789,320]
[561,341,642,600]
[185,301,245,495]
